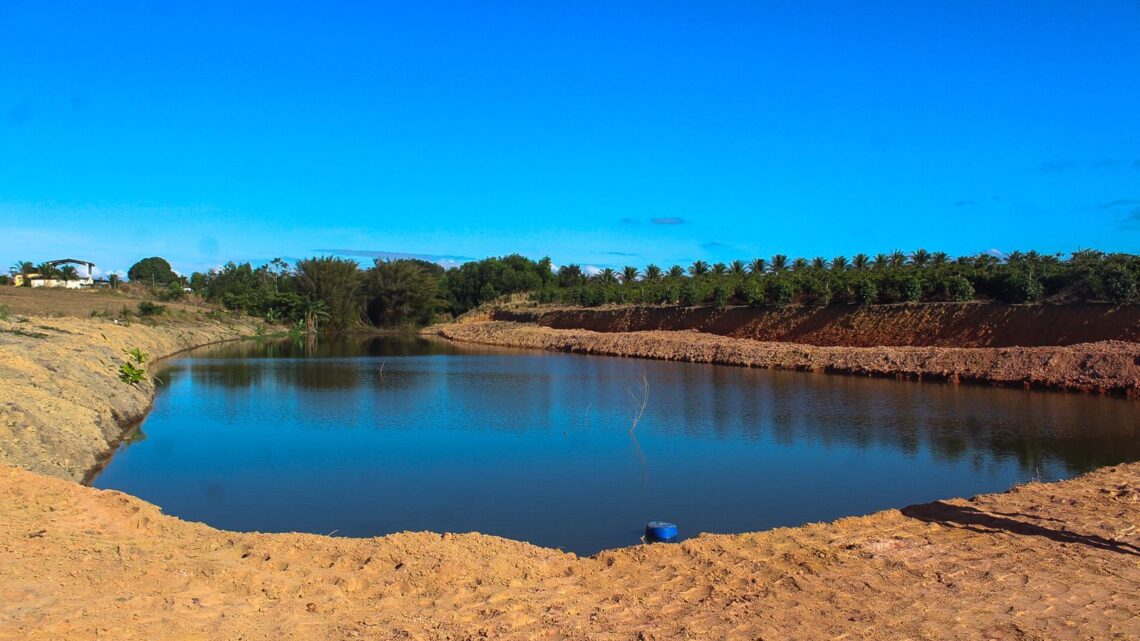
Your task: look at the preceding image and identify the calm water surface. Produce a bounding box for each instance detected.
[93,337,1139,554]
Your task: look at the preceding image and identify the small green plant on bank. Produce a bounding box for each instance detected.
[288,320,305,338]
[0,304,9,321]
[118,361,146,385]
[127,347,148,365]
[137,301,166,317]
[118,347,149,385]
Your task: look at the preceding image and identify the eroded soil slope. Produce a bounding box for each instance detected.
[439,321,1140,396]
[0,314,257,481]
[494,302,1140,347]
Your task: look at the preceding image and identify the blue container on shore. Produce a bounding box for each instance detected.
[645,521,678,542]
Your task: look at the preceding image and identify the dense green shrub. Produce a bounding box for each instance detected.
[679,282,699,306]
[946,275,975,302]
[137,301,166,316]
[766,278,796,307]
[157,281,185,301]
[738,280,765,306]
[800,277,832,306]
[710,283,730,308]
[854,278,878,306]
[899,275,923,302]
[1101,265,1137,303]
[997,270,1044,303]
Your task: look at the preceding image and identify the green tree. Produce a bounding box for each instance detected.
[364,260,443,326]
[946,275,974,301]
[301,299,330,333]
[766,278,796,306]
[748,258,767,274]
[557,264,586,287]
[296,257,362,331]
[854,278,878,305]
[127,257,178,285]
[770,254,789,273]
[710,282,730,307]
[910,249,931,267]
[10,261,34,286]
[36,262,58,281]
[900,275,923,302]
[621,266,640,284]
[688,260,710,277]
[644,264,662,281]
[679,281,699,306]
[801,276,831,305]
[1102,264,1137,303]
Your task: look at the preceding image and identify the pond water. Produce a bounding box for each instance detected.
[92,336,1139,554]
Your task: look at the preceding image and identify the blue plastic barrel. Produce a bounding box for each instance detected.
[645,521,678,542]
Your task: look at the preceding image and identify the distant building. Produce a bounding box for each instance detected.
[13,259,97,289]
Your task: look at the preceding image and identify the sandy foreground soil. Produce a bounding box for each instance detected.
[1,304,1138,640]
[436,320,1140,396]
[1,462,1137,640]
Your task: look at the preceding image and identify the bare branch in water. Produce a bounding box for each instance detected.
[628,369,649,433]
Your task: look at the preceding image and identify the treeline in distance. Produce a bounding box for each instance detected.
[52,249,1140,331]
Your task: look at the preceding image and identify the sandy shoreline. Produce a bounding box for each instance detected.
[2,460,1136,640]
[1,309,1138,639]
[0,314,260,481]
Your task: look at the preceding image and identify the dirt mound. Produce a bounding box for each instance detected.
[494,302,1140,347]
[2,462,1136,640]
[440,321,1140,396]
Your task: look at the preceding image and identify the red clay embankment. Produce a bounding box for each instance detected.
[493,302,1140,347]
[438,321,1140,396]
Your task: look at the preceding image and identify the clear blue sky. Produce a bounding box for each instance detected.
[2,1,1138,276]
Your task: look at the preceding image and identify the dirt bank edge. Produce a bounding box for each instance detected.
[0,315,262,482]
[435,320,1140,397]
[494,302,1140,347]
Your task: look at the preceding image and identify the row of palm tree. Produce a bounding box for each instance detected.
[8,261,80,285]
[586,250,1039,284]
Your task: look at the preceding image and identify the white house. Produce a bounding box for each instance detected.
[15,259,97,288]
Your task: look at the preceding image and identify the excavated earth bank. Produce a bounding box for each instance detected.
[0,315,258,481]
[1,306,1138,640]
[493,302,1140,347]
[438,320,1140,396]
